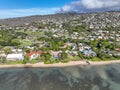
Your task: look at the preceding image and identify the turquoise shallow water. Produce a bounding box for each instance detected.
[0,63,120,90]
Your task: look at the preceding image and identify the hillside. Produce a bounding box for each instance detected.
[0,11,120,29]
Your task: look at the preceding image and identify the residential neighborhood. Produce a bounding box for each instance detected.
[0,11,120,64]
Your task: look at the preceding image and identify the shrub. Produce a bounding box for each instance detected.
[22,59,27,64]
[91,57,101,61]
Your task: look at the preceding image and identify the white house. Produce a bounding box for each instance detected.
[6,53,24,61]
[12,49,23,53]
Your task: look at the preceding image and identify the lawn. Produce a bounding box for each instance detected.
[20,39,33,47]
[25,31,44,37]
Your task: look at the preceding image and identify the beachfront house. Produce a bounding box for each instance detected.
[26,51,43,60]
[6,53,24,61]
[51,51,62,59]
[82,50,96,57]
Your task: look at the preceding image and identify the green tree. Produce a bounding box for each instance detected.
[4,48,12,55]
[41,52,52,64]
[11,39,20,46]
[22,56,29,64]
[25,48,31,53]
[60,52,68,60]
[78,52,84,60]
[0,57,7,64]
[0,45,3,50]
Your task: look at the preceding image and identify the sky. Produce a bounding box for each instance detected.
[0,0,120,19]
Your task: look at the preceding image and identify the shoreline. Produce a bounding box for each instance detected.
[0,60,120,68]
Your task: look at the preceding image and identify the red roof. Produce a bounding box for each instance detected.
[26,51,43,57]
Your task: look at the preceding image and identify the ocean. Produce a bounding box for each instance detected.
[0,64,120,90]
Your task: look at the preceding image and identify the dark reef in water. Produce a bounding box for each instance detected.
[0,64,120,90]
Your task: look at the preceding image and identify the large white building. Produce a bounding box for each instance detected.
[6,53,24,61]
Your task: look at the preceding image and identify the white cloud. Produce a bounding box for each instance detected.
[81,0,120,9]
[0,8,60,19]
[62,5,71,12]
[81,0,103,9]
[59,0,120,13]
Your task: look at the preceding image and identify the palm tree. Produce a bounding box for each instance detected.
[78,52,84,60]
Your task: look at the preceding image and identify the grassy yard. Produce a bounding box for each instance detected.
[25,31,44,37]
[67,55,81,61]
[20,39,33,47]
[5,61,23,65]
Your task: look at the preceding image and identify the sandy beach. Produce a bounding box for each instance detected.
[0,60,120,68]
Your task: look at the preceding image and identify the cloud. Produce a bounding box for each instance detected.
[59,0,120,13]
[0,8,60,19]
[61,5,71,12]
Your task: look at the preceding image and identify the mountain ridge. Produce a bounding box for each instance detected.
[0,11,120,29]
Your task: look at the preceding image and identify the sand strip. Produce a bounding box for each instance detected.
[0,60,120,68]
